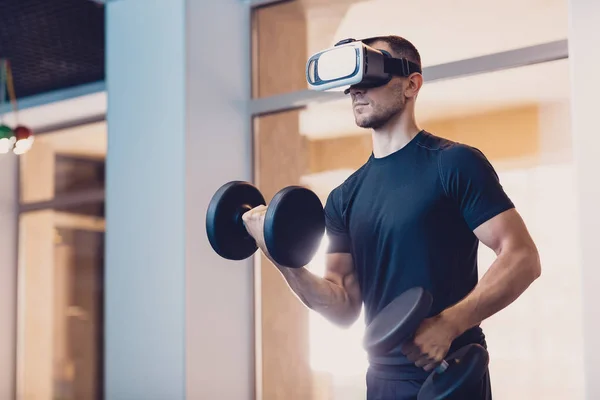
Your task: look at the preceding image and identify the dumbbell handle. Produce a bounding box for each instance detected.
[434,360,449,374]
[236,204,254,237]
[235,204,253,224]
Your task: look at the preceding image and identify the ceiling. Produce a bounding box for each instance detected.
[0,0,104,101]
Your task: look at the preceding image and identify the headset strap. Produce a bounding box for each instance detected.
[383,57,422,77]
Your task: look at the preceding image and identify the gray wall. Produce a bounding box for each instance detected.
[105,0,253,398]
[185,0,254,399]
[0,154,17,399]
[105,0,186,398]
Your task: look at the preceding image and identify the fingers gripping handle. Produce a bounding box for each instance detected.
[404,330,449,374]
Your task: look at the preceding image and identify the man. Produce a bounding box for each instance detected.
[243,35,541,399]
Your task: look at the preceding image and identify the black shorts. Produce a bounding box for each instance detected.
[365,366,493,400]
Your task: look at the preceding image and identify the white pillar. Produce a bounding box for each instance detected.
[105,0,253,399]
[568,1,600,398]
[0,153,16,399]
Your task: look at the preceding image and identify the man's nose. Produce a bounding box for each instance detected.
[347,85,366,96]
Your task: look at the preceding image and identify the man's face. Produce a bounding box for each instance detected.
[348,41,413,129]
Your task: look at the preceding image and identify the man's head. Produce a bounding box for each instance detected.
[349,35,423,129]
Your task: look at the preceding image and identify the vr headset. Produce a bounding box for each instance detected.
[306,38,422,94]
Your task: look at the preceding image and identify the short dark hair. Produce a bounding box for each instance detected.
[362,35,422,70]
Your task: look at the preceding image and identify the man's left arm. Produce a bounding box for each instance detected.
[442,207,541,338]
[404,144,541,371]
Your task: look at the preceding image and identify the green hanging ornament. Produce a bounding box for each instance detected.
[0,59,15,154]
[0,124,14,154]
[0,124,13,138]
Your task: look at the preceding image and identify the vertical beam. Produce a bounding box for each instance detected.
[15,142,56,400]
[0,154,17,400]
[567,0,600,398]
[17,211,55,400]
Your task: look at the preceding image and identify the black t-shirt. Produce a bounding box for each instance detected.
[324,130,514,379]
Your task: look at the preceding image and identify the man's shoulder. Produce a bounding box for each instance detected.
[420,131,489,168]
[439,142,492,172]
[329,162,370,196]
[418,130,468,153]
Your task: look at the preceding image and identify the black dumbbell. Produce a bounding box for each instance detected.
[363,287,490,400]
[205,181,325,268]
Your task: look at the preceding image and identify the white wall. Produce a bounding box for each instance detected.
[568,0,600,397]
[185,1,254,399]
[0,153,17,399]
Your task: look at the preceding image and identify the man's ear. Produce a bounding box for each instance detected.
[405,73,423,98]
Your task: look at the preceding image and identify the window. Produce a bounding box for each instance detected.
[16,121,106,400]
[251,0,576,398]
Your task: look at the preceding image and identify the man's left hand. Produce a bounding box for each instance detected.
[400,313,461,372]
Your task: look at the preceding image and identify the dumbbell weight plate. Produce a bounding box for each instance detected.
[363,287,433,357]
[418,343,489,400]
[264,186,325,268]
[206,181,266,261]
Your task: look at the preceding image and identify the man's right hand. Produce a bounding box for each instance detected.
[242,205,271,258]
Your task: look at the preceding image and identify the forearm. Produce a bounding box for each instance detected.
[443,245,541,336]
[276,265,358,326]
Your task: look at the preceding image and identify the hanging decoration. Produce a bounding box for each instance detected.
[0,59,34,155]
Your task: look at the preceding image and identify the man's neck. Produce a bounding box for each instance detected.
[372,110,422,158]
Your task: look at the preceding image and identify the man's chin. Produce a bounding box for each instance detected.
[354,116,372,129]
[355,120,369,129]
[355,117,379,129]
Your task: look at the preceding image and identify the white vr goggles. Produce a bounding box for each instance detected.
[306,38,422,94]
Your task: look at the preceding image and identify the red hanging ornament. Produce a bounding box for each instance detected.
[13,125,34,155]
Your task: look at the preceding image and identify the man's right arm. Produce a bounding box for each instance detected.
[274,252,362,327]
[242,189,362,328]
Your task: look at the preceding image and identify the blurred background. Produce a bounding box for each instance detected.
[0,0,596,399]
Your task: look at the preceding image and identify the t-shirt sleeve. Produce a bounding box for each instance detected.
[439,144,515,231]
[323,187,352,254]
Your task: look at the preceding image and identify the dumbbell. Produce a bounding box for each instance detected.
[363,287,490,400]
[205,181,325,268]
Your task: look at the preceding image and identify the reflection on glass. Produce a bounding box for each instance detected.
[54,155,105,197]
[17,205,104,400]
